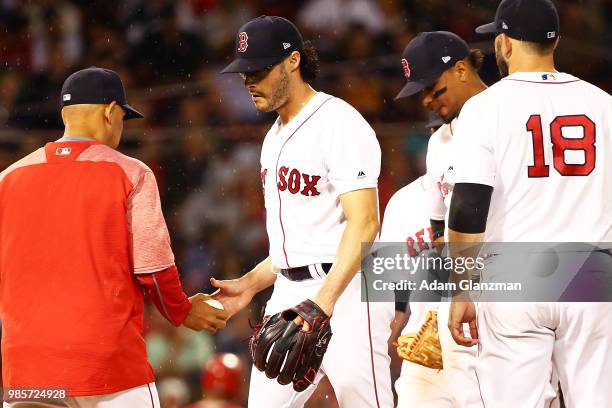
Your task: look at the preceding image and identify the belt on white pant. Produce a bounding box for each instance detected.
[280,263,333,281]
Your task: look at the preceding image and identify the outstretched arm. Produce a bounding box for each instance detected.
[210,256,277,317]
[137,265,229,333]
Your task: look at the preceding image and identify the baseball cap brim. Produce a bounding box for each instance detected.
[122,104,144,120]
[221,55,284,74]
[394,72,441,100]
[475,22,500,35]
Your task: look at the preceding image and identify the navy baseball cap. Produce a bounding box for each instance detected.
[395,31,470,99]
[61,67,144,120]
[221,16,304,74]
[476,0,560,43]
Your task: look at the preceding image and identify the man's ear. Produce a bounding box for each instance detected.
[287,50,301,74]
[453,60,469,82]
[104,101,117,124]
[502,34,513,59]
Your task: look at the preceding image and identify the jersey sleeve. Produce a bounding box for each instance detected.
[452,96,497,187]
[423,137,447,221]
[322,104,381,195]
[136,265,191,326]
[128,169,175,273]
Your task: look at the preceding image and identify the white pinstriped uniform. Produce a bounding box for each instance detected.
[249,92,394,408]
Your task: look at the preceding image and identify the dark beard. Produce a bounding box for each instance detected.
[495,36,510,78]
[263,66,290,112]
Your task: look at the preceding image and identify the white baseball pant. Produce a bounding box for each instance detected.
[247,272,395,408]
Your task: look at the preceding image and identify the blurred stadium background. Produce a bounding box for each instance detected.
[0,0,609,407]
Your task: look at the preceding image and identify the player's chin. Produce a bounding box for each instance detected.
[253,99,274,113]
[439,110,453,124]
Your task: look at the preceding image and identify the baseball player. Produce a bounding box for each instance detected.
[212,15,394,408]
[393,31,488,408]
[447,0,612,407]
[385,118,442,393]
[395,31,488,244]
[381,175,448,407]
[0,67,228,408]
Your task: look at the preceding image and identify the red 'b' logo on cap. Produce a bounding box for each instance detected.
[401,58,410,78]
[238,32,248,52]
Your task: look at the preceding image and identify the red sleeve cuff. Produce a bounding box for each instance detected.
[136,265,192,326]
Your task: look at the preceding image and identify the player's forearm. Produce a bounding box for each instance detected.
[447,182,491,299]
[314,215,380,315]
[447,229,484,300]
[137,265,192,326]
[240,256,277,295]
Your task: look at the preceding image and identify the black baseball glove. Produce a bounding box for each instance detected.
[249,299,333,391]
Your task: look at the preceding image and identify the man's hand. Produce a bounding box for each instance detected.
[210,277,255,317]
[182,293,229,333]
[448,300,478,347]
[292,296,333,332]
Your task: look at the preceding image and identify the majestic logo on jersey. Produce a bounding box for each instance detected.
[55,147,71,156]
[357,171,366,179]
[237,32,248,52]
[401,58,410,78]
[441,56,451,64]
[260,168,267,187]
[277,166,321,196]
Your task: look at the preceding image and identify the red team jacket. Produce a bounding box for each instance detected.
[0,140,189,396]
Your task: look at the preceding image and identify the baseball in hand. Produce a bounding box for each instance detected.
[204,298,225,310]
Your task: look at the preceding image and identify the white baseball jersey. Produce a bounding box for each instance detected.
[260,91,381,269]
[423,121,456,222]
[453,72,612,242]
[379,176,435,334]
[382,178,484,408]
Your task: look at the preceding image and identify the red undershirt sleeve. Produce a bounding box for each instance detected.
[136,265,192,326]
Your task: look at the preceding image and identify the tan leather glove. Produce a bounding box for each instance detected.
[395,310,443,369]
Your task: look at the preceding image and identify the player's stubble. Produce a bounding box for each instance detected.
[256,64,290,113]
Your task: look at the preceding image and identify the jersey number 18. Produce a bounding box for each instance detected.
[526,114,596,178]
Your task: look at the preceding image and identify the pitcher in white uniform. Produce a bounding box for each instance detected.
[213,16,394,408]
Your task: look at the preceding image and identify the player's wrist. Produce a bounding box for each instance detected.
[240,271,262,296]
[311,295,335,317]
[243,262,277,295]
